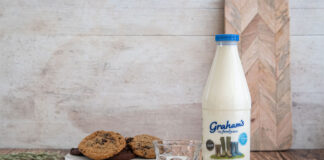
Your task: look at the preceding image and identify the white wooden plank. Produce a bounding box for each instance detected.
[291,9,324,35]
[291,36,324,93]
[3,1,324,36]
[0,121,82,148]
[0,35,216,107]
[0,0,224,9]
[290,0,324,9]
[290,36,324,149]
[0,7,223,36]
[0,35,216,148]
[291,92,324,149]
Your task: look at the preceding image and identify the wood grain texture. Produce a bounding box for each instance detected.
[290,0,324,9]
[290,9,324,35]
[0,35,215,148]
[0,1,223,36]
[1,149,323,160]
[0,0,225,9]
[225,0,292,150]
[290,35,324,149]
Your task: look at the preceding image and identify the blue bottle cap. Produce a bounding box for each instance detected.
[215,34,239,41]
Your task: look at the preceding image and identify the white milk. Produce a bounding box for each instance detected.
[202,35,251,160]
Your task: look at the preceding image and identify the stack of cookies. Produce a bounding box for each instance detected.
[71,130,160,160]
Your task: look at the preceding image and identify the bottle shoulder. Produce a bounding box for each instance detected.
[202,45,251,110]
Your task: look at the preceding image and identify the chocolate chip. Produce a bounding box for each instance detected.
[103,133,111,138]
[70,148,83,156]
[126,137,134,143]
[102,139,107,143]
[107,137,116,143]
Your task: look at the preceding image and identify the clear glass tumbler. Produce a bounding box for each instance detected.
[153,140,202,160]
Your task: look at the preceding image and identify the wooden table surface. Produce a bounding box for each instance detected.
[0,149,323,160]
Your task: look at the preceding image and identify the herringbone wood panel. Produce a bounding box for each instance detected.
[225,0,292,150]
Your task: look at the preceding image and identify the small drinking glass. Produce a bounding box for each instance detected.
[153,140,202,160]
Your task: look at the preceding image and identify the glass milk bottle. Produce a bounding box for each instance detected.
[202,34,251,160]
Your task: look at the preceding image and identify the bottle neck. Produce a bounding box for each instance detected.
[216,41,238,46]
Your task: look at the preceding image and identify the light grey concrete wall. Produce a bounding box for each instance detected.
[0,0,323,149]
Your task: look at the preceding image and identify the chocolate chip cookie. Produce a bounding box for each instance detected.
[128,134,160,159]
[78,130,126,160]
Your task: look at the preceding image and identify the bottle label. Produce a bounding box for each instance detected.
[202,110,250,160]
